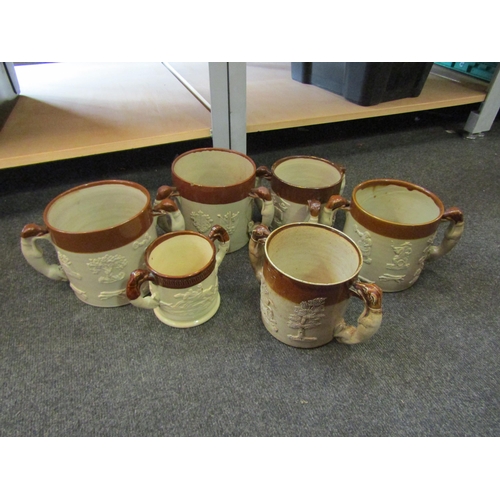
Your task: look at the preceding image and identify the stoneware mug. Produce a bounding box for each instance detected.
[126,225,229,327]
[327,179,465,292]
[156,147,274,253]
[249,222,383,347]
[20,180,185,307]
[256,155,346,229]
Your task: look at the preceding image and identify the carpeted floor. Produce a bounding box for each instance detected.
[1,105,499,436]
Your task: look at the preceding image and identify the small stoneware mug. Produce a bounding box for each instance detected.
[249,222,383,347]
[327,179,465,292]
[156,147,274,253]
[256,155,345,229]
[20,180,185,307]
[126,225,230,327]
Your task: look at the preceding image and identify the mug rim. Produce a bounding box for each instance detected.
[171,147,257,204]
[43,180,153,253]
[270,155,344,204]
[264,222,363,287]
[145,230,217,289]
[351,178,445,239]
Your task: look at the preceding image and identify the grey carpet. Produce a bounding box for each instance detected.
[1,106,499,436]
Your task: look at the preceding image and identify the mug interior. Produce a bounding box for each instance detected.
[274,157,342,188]
[174,149,255,187]
[46,183,148,233]
[267,224,361,285]
[355,183,441,224]
[148,234,213,277]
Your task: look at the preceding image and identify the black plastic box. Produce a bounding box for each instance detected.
[291,62,433,106]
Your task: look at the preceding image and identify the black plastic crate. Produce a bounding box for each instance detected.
[291,62,433,106]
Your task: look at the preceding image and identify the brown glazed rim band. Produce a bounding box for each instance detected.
[171,148,257,204]
[42,180,153,253]
[145,231,216,289]
[271,156,345,205]
[263,223,362,305]
[350,179,447,240]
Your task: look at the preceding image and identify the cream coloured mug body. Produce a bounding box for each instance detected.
[126,225,230,327]
[249,223,383,347]
[156,148,274,253]
[328,179,465,292]
[20,180,184,307]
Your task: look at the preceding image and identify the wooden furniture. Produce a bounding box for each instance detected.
[0,62,498,169]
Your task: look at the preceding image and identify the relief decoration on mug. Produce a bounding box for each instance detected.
[98,289,127,301]
[57,251,82,280]
[409,234,436,286]
[379,241,411,283]
[271,193,290,226]
[69,283,88,301]
[287,297,326,342]
[217,211,240,235]
[132,232,152,250]
[87,254,128,284]
[353,224,373,264]
[160,282,218,313]
[260,282,278,333]
[190,210,214,233]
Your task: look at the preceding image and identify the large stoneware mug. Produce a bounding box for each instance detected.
[256,155,345,229]
[156,148,274,253]
[249,223,383,347]
[126,225,229,328]
[20,180,185,307]
[327,179,465,292]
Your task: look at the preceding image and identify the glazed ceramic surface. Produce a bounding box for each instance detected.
[20,180,185,307]
[249,223,383,347]
[157,148,274,253]
[333,179,465,292]
[126,226,229,327]
[257,156,345,229]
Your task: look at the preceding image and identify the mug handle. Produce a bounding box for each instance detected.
[207,224,230,269]
[126,269,160,309]
[333,282,383,344]
[426,207,464,262]
[255,166,273,187]
[249,224,271,283]
[249,186,274,228]
[20,224,68,281]
[152,190,186,233]
[319,194,351,226]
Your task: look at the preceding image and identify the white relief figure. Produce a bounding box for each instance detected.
[57,251,82,279]
[378,273,406,283]
[386,241,412,270]
[272,193,290,225]
[260,282,278,333]
[287,297,326,342]
[217,211,240,235]
[354,224,373,264]
[69,283,88,301]
[409,235,436,285]
[98,289,127,301]
[162,283,218,312]
[190,210,214,233]
[87,254,128,283]
[132,233,152,250]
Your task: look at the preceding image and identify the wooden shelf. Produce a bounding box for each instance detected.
[0,62,490,170]
[0,63,212,169]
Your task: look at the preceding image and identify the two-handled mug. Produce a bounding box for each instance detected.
[326,179,465,292]
[20,180,185,307]
[126,225,230,327]
[256,155,345,229]
[156,148,274,253]
[249,222,383,347]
